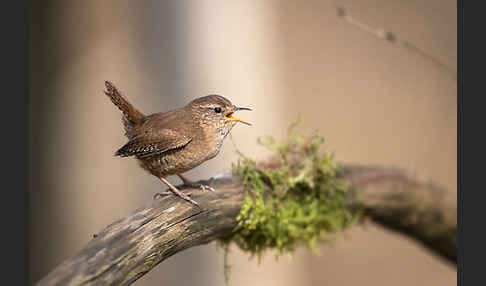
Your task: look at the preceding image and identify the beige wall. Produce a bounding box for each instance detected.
[29,0,456,285]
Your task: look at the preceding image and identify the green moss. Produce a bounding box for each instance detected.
[222,119,360,260]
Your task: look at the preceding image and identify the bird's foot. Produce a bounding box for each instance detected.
[153,191,192,200]
[177,174,215,192]
[153,189,198,206]
[199,184,215,192]
[157,177,200,207]
[183,183,215,193]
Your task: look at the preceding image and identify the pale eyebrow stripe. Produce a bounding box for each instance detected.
[202,104,223,109]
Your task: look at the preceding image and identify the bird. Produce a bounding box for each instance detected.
[103,81,252,206]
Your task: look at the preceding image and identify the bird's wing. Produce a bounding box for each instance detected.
[115,128,192,158]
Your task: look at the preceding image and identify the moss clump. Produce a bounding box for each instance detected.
[224,120,359,259]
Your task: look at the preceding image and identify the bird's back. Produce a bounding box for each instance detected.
[127,108,190,138]
[125,108,218,177]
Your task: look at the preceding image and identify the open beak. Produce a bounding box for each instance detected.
[224,107,252,126]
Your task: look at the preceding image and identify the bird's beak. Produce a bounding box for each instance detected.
[224,107,252,126]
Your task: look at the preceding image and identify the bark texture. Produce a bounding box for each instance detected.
[36,164,456,286]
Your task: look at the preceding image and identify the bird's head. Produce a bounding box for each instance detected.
[188,95,252,135]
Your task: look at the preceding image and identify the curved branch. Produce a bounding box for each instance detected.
[341,164,456,263]
[36,165,456,286]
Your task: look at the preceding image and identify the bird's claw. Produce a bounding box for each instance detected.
[199,184,215,192]
[153,190,192,200]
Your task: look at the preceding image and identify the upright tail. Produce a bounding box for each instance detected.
[103,81,146,136]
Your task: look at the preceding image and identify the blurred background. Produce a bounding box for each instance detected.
[29,0,456,285]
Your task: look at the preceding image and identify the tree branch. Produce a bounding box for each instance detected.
[341,164,456,263]
[36,164,456,286]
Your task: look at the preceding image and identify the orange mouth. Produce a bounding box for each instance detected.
[224,111,252,126]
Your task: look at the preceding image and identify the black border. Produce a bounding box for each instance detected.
[461,1,486,285]
[457,1,462,285]
[1,1,29,285]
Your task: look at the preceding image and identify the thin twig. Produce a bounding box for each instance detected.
[336,6,456,79]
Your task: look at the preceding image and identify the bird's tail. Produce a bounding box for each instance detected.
[103,81,146,136]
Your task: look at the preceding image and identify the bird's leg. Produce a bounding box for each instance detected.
[177,174,215,192]
[154,177,200,207]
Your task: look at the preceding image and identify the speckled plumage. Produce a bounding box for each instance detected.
[103,81,250,206]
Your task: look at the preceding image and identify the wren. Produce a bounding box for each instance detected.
[103,81,251,206]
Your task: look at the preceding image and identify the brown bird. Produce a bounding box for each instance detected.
[103,81,251,206]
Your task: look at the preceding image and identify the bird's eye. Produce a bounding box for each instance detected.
[214,107,222,113]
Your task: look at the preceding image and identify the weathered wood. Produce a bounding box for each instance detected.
[37,173,243,286]
[36,165,456,286]
[341,164,456,263]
